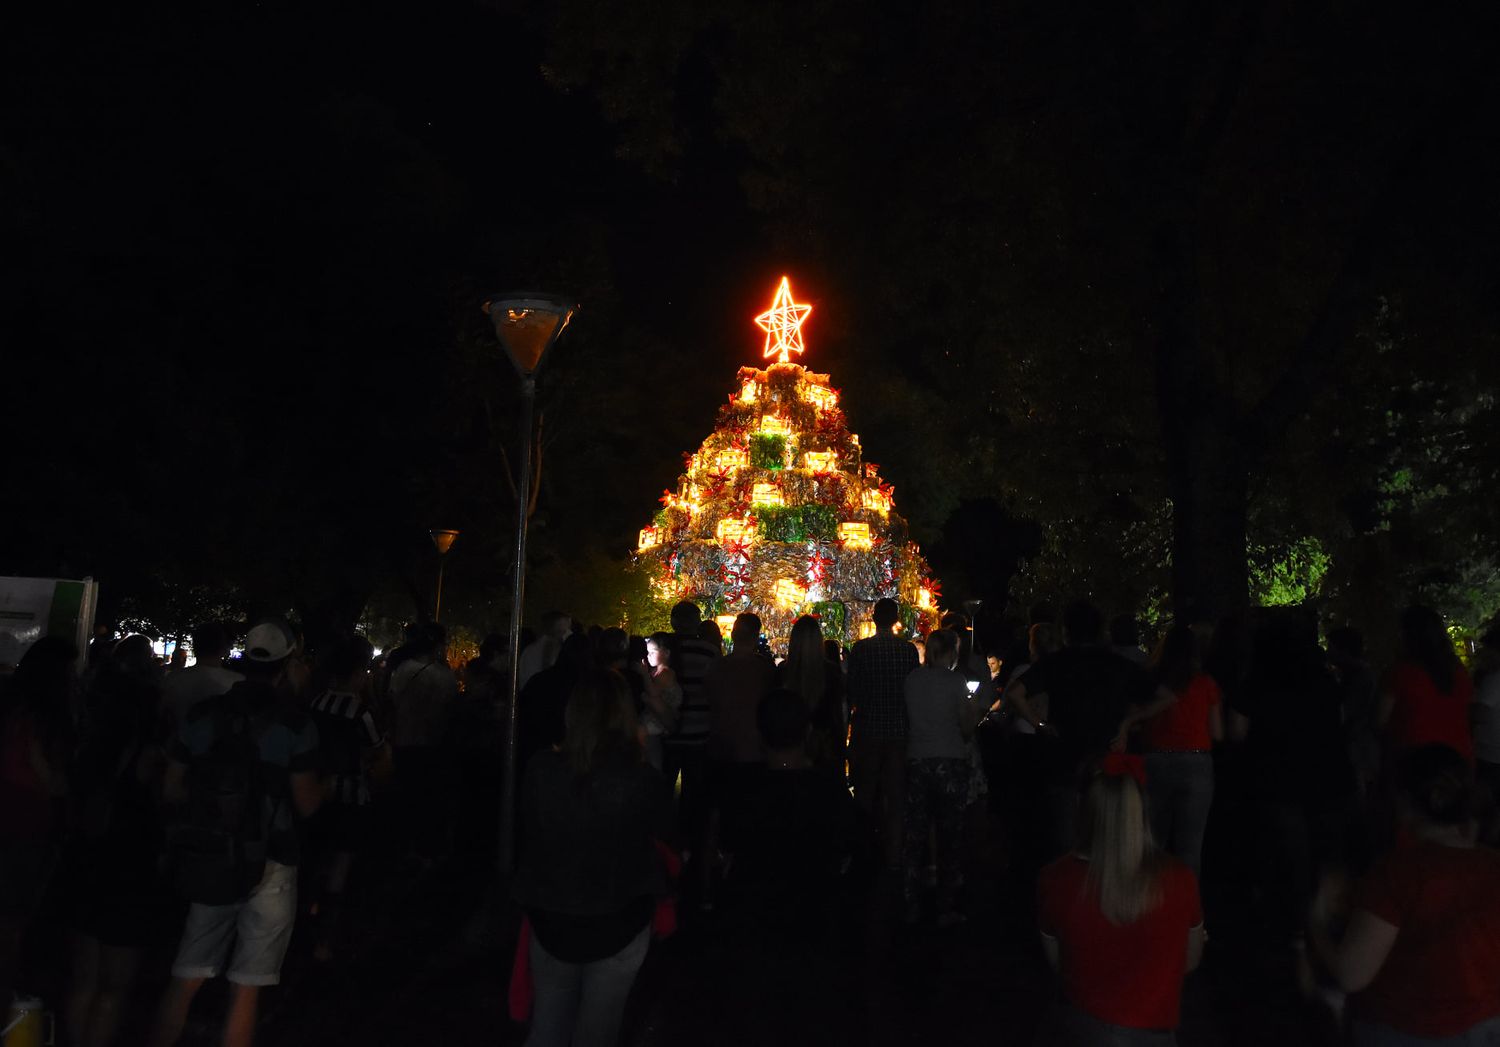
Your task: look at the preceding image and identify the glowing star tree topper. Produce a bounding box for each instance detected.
[755,276,813,364]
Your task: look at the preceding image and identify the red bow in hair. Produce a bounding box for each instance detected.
[1100,753,1147,786]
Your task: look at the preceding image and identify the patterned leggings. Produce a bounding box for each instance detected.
[903,757,971,904]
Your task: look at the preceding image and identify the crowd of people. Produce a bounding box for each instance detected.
[2,595,1499,1047]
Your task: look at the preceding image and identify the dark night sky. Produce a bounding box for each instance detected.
[5,2,1498,631]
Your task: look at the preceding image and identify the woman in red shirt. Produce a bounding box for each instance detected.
[1311,744,1500,1045]
[1038,754,1206,1046]
[1128,624,1223,877]
[1381,606,1473,762]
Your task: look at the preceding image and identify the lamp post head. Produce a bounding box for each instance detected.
[430,529,460,556]
[482,292,577,376]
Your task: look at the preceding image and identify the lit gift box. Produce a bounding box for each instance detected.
[758,415,792,436]
[741,380,758,402]
[804,384,838,410]
[716,518,756,544]
[862,488,892,513]
[713,448,748,471]
[751,482,784,506]
[839,521,872,549]
[651,576,683,599]
[715,614,739,638]
[804,450,838,473]
[858,620,877,639]
[774,578,808,608]
[638,527,660,551]
[918,587,936,611]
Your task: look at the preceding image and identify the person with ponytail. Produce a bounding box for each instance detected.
[1311,744,1500,1045]
[1037,754,1206,1046]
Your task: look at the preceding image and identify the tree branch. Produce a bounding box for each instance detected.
[1240,129,1443,462]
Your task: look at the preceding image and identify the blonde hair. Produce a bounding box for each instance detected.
[1076,770,1163,925]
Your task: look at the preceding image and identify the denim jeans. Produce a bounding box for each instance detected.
[1354,1017,1500,1047]
[1144,753,1214,877]
[525,924,650,1047]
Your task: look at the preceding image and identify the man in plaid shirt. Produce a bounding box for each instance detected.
[847,598,919,868]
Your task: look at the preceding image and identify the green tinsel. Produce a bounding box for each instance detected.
[810,600,846,637]
[801,503,837,541]
[750,433,788,470]
[753,505,806,543]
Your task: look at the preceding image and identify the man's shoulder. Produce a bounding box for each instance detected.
[852,634,912,655]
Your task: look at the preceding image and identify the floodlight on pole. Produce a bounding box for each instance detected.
[482,291,577,874]
[429,529,459,621]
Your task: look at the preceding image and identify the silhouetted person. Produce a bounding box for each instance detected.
[66,635,172,1047]
[728,688,865,931]
[512,669,671,1047]
[519,611,573,691]
[1381,605,1473,764]
[162,621,242,731]
[1312,745,1500,1044]
[518,633,593,774]
[902,629,978,925]
[1038,755,1205,1046]
[1231,608,1355,948]
[1128,623,1223,877]
[150,620,322,1047]
[306,634,384,962]
[665,600,720,844]
[0,637,76,1014]
[640,632,682,770]
[778,614,844,770]
[389,621,457,864]
[1003,601,1162,855]
[848,598,919,869]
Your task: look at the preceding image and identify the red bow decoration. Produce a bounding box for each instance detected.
[1100,753,1147,786]
[807,541,836,587]
[703,466,734,497]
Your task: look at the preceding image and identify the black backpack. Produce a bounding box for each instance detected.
[169,701,271,905]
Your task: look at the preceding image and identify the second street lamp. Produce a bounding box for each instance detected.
[429,529,459,621]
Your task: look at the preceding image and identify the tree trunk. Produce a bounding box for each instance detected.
[1154,215,1250,622]
[1166,425,1249,622]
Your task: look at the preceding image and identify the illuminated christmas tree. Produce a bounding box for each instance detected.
[633,277,940,648]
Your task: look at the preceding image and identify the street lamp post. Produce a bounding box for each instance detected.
[429,529,459,621]
[483,292,576,873]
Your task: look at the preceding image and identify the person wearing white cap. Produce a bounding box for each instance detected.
[149,619,322,1047]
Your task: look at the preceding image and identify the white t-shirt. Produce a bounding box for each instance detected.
[162,665,244,724]
[516,636,561,691]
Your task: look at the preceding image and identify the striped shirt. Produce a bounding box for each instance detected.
[669,632,722,745]
[309,689,384,806]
